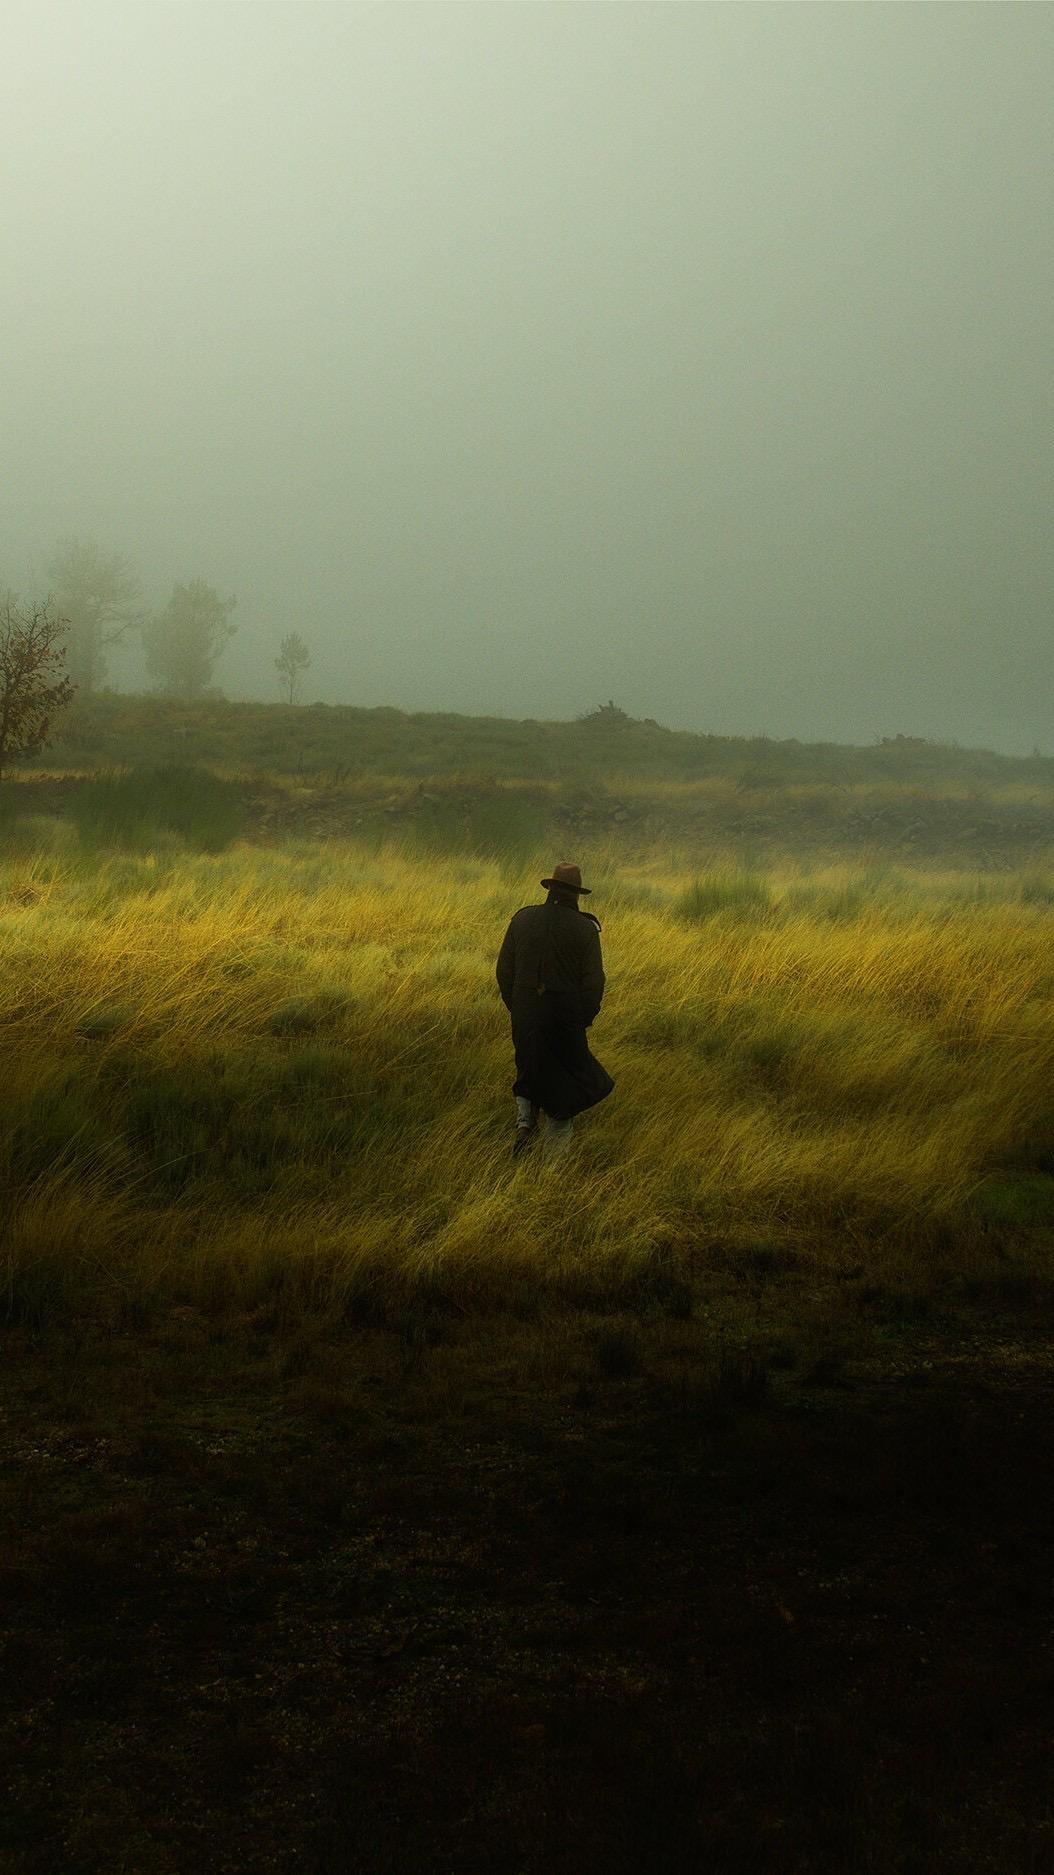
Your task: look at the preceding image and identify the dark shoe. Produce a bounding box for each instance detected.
[512,1124,536,1158]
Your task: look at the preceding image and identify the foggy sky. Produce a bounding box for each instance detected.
[3,1,1052,753]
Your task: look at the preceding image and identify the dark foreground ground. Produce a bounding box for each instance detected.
[2,1307,1052,1875]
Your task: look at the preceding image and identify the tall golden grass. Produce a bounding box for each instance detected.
[2,836,1052,1320]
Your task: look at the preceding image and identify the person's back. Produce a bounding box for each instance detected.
[497,899,605,1026]
[496,862,613,1155]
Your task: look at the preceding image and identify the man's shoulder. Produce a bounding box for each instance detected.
[504,904,542,933]
[505,902,599,933]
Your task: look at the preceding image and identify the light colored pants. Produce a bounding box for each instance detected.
[543,1115,573,1155]
[516,1097,572,1151]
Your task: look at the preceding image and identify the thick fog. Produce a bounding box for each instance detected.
[3,2,1051,752]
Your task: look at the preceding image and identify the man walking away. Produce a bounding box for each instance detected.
[496,861,614,1156]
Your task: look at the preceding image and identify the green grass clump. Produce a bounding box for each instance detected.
[76,1004,133,1040]
[65,765,246,854]
[3,1082,116,1185]
[0,812,77,858]
[676,871,772,923]
[782,880,865,922]
[267,991,349,1037]
[407,788,547,868]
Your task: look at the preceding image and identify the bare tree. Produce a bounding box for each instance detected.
[46,538,142,693]
[275,631,311,704]
[0,600,74,781]
[143,579,237,699]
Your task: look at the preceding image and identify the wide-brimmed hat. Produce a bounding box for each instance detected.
[541,861,591,895]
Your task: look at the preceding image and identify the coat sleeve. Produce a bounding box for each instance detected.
[579,925,605,1026]
[496,917,517,1009]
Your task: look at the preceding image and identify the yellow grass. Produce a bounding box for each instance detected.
[2,837,1053,1319]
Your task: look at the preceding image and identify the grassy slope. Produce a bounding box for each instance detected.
[33,687,1054,787]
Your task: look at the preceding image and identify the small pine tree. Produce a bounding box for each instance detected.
[275,631,311,704]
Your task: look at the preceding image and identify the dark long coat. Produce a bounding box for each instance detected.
[496,897,614,1121]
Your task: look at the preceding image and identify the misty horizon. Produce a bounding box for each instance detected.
[4,2,1052,756]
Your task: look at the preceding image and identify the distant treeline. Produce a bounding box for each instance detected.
[29,691,1054,789]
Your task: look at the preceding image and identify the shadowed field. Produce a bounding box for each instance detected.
[3,1313,1052,1875]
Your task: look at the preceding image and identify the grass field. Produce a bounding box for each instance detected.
[3,778,1053,1333]
[3,763,1054,1871]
